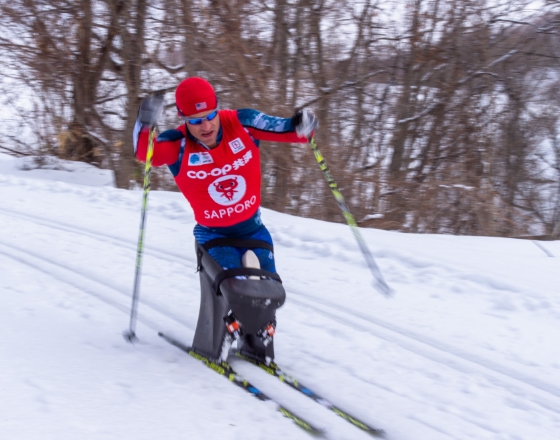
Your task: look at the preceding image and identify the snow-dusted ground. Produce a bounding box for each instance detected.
[1,152,559,440]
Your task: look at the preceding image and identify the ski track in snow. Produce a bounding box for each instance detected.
[4,204,557,402]
[4,204,560,416]
[0,241,186,338]
[290,292,560,412]
[0,206,191,263]
[0,205,556,438]
[1,170,559,439]
[0,232,465,439]
[0,223,190,332]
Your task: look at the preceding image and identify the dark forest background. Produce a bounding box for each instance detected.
[2,0,560,238]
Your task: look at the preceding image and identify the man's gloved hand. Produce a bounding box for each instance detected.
[133,92,165,155]
[292,108,318,138]
[137,92,165,127]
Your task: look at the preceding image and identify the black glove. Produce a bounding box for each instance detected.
[292,108,318,138]
[137,92,165,127]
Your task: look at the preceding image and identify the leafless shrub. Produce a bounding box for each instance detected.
[1,0,560,238]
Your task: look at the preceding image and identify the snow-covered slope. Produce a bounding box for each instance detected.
[1,153,559,439]
[0,154,114,187]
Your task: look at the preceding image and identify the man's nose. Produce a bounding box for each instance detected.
[200,119,212,131]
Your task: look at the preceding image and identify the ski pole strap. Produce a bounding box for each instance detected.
[212,268,282,295]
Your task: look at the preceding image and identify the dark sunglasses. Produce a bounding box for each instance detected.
[177,107,219,125]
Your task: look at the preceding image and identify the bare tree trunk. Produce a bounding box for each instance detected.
[2,0,560,237]
[114,0,148,189]
[385,0,423,228]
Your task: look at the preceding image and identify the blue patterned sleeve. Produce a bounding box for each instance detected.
[236,109,295,133]
[235,109,307,144]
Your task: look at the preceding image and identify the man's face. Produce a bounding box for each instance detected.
[185,109,220,148]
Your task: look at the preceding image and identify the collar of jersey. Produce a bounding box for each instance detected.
[186,125,223,150]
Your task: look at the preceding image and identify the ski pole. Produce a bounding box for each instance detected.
[123,128,155,342]
[124,93,164,342]
[308,136,393,296]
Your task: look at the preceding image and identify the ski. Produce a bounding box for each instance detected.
[232,350,385,437]
[158,333,323,436]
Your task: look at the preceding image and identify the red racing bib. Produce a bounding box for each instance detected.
[174,110,262,227]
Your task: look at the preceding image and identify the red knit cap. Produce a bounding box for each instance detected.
[175,77,217,117]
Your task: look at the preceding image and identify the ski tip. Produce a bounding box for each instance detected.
[310,428,326,437]
[295,423,324,437]
[370,428,386,437]
[279,407,325,436]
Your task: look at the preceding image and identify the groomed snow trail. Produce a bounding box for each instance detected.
[1,160,559,440]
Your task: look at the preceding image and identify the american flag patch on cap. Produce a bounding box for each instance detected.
[195,102,207,111]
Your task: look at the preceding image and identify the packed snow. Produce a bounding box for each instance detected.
[1,152,559,439]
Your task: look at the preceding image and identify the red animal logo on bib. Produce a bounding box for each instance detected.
[210,176,244,204]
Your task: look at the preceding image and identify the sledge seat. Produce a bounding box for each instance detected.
[192,239,286,361]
